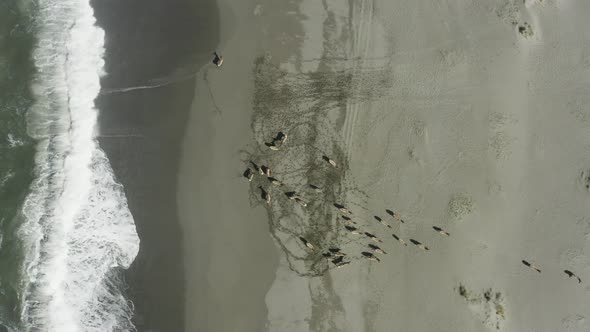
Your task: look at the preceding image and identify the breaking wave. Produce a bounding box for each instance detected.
[18,0,140,331]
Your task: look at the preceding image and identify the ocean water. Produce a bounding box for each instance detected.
[0,0,37,330]
[0,0,140,331]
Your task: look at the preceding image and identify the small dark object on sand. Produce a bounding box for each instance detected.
[243,168,254,181]
[432,226,450,236]
[409,239,429,251]
[331,256,344,264]
[265,132,287,151]
[386,209,405,223]
[258,186,270,205]
[458,284,468,298]
[361,251,381,262]
[333,203,352,214]
[334,261,351,268]
[309,184,322,193]
[368,243,387,255]
[272,132,287,144]
[299,237,314,250]
[364,232,383,243]
[392,233,407,246]
[267,177,283,186]
[250,161,262,174]
[522,260,541,273]
[265,142,280,151]
[260,165,271,176]
[294,197,307,207]
[564,270,582,283]
[213,52,223,66]
[322,155,338,168]
[374,216,391,228]
[332,256,350,268]
[345,225,361,234]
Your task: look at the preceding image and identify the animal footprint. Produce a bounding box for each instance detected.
[579,169,590,192]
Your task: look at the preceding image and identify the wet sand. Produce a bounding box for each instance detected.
[177,0,280,330]
[93,0,218,330]
[181,0,590,331]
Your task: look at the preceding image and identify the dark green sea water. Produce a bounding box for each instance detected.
[0,1,35,330]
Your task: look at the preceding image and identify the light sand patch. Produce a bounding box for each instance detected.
[562,314,586,330]
[488,131,514,160]
[266,257,313,332]
[438,47,468,68]
[486,179,504,196]
[576,217,590,240]
[254,4,263,16]
[488,112,516,160]
[456,284,507,331]
[559,247,587,267]
[568,99,590,123]
[495,0,521,26]
[308,277,347,332]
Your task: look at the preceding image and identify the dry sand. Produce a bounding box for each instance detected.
[180,0,590,331]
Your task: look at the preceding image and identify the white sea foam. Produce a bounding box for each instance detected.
[0,171,14,189]
[6,134,24,147]
[18,0,140,331]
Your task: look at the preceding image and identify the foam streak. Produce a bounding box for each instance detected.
[19,1,140,331]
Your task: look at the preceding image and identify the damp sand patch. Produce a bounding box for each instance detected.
[241,55,395,276]
[447,193,474,222]
[456,283,506,330]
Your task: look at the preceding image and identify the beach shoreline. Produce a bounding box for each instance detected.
[92,0,219,330]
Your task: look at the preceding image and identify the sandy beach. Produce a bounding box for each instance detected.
[93,0,218,330]
[177,0,279,330]
[179,0,590,331]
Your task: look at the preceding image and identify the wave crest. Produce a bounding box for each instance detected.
[19,0,140,331]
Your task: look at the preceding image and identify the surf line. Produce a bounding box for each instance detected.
[97,134,145,139]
